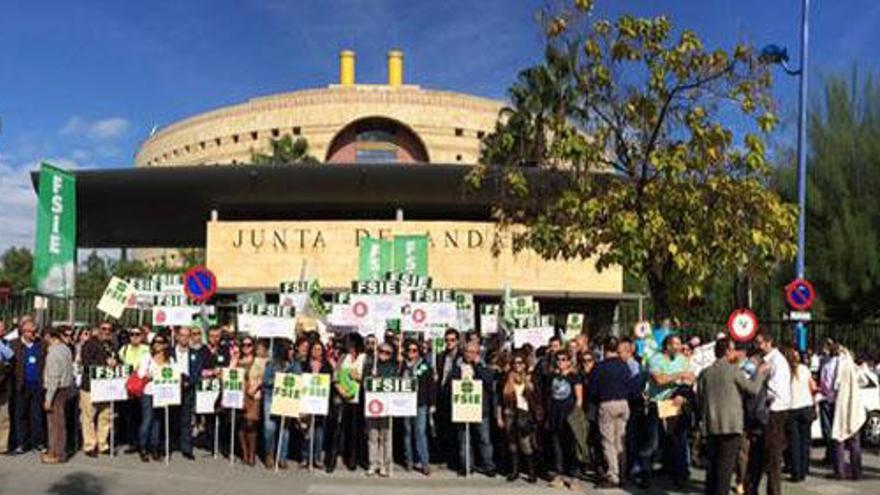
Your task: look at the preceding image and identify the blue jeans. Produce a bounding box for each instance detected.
[300,416,325,464]
[458,417,495,472]
[640,405,687,479]
[263,394,289,461]
[138,395,163,451]
[403,405,430,466]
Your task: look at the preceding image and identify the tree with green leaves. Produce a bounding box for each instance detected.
[0,247,33,292]
[251,135,318,165]
[471,1,797,318]
[776,73,880,322]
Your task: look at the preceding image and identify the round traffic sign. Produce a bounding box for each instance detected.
[353,301,369,318]
[184,266,217,303]
[727,309,759,342]
[785,279,816,311]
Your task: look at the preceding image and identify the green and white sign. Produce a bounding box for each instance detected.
[221,367,245,409]
[299,373,331,415]
[358,237,392,281]
[152,366,182,408]
[565,313,584,341]
[97,277,136,319]
[195,378,221,414]
[270,372,301,418]
[452,379,483,423]
[32,162,76,297]
[89,365,133,403]
[364,377,418,418]
[392,235,428,276]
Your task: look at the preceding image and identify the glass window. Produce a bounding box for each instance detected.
[356,148,397,163]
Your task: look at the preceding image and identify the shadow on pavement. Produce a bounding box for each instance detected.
[47,472,105,495]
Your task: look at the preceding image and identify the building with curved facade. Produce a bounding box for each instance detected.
[136,50,502,169]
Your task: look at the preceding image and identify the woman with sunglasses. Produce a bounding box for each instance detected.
[237,336,264,466]
[546,349,583,489]
[497,350,541,483]
[366,342,398,477]
[400,339,435,476]
[136,333,175,462]
[300,340,332,469]
[118,328,151,452]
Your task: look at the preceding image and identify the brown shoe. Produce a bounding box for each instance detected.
[41,453,61,464]
[264,455,275,469]
[279,460,289,470]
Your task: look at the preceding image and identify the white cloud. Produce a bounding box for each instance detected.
[60,116,130,141]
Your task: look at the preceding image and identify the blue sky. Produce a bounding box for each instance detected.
[2,0,879,253]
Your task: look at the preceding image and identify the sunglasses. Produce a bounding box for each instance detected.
[407,348,419,353]
[514,360,525,365]
[242,342,254,347]
[445,338,457,343]
[130,332,142,336]
[558,356,570,362]
[154,340,167,345]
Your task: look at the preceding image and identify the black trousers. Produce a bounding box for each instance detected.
[786,406,812,480]
[705,434,742,495]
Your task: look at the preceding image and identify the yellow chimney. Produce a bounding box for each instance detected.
[339,50,355,86]
[387,50,403,87]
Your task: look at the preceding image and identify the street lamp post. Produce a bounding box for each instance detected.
[762,0,810,351]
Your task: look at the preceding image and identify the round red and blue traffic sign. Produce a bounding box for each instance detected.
[785,278,815,311]
[184,266,217,303]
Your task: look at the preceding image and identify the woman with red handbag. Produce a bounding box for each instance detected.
[136,334,174,462]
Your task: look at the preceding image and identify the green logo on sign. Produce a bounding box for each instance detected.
[162,367,172,379]
[283,375,296,388]
[461,380,473,394]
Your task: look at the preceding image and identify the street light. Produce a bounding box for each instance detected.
[762,0,810,351]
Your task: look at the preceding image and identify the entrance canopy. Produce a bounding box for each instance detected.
[29,163,558,248]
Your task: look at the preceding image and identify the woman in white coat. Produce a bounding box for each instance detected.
[831,347,866,480]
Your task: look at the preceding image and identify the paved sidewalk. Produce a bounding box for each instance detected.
[0,447,878,495]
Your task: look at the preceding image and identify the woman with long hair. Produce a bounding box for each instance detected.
[326,333,366,473]
[301,340,333,469]
[237,336,264,466]
[497,350,541,483]
[136,333,175,462]
[786,347,816,482]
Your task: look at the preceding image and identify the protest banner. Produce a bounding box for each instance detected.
[195,378,221,414]
[32,162,75,298]
[299,373,331,416]
[392,235,428,276]
[410,288,455,303]
[358,237,392,281]
[349,294,406,332]
[387,272,432,290]
[364,377,417,418]
[221,368,246,410]
[512,326,555,348]
[97,277,136,319]
[89,365,132,403]
[564,313,584,341]
[237,304,295,339]
[152,305,200,327]
[327,303,356,328]
[456,292,475,332]
[270,372,301,418]
[152,366,182,408]
[279,280,311,313]
[690,342,716,376]
[452,379,483,423]
[479,304,500,334]
[400,301,458,332]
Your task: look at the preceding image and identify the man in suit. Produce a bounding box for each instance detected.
[435,328,461,468]
[10,319,45,454]
[172,326,206,460]
[449,340,495,477]
[697,338,768,495]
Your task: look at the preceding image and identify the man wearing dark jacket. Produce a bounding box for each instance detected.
[589,337,638,488]
[435,328,461,468]
[172,326,205,460]
[10,319,45,454]
[401,338,435,475]
[79,323,118,456]
[450,340,495,477]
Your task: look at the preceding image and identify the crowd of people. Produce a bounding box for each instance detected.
[0,315,872,494]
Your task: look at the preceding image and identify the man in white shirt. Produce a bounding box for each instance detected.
[755,333,790,495]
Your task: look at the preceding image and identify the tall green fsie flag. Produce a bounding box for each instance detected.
[358,237,391,281]
[32,162,76,296]
[393,235,428,276]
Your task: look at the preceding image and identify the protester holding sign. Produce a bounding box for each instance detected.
[136,334,175,462]
[171,327,205,460]
[233,336,264,466]
[262,340,293,469]
[119,327,149,452]
[365,342,398,477]
[300,341,333,469]
[400,339,434,476]
[79,323,118,457]
[449,341,495,477]
[331,334,366,472]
